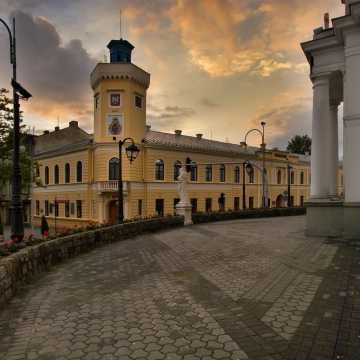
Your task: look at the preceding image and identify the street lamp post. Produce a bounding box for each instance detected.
[287,164,293,207]
[242,161,253,210]
[0,17,31,241]
[241,122,267,208]
[117,137,140,224]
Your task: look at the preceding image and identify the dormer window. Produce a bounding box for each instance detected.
[109,92,121,107]
[135,95,143,109]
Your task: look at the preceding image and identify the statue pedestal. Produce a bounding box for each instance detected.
[176,203,193,226]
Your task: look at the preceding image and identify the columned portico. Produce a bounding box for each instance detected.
[343,26,360,238]
[302,0,360,239]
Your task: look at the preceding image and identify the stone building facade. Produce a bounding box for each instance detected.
[32,38,343,229]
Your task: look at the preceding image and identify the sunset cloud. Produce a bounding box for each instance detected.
[0,0,346,149]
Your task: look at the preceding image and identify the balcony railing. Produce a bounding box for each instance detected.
[97,181,128,192]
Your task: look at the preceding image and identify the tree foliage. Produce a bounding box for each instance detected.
[286,135,312,155]
[0,88,33,192]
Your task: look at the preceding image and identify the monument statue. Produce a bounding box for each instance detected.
[175,165,193,225]
[177,166,190,206]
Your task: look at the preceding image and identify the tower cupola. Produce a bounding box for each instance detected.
[107,38,134,63]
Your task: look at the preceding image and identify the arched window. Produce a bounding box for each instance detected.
[220,164,226,182]
[190,163,198,182]
[277,169,282,185]
[205,165,212,182]
[174,161,181,181]
[54,165,59,184]
[65,163,70,183]
[77,161,82,183]
[300,171,304,185]
[109,158,119,180]
[234,166,240,183]
[155,159,164,180]
[44,166,49,185]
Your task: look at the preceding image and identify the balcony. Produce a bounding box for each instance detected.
[97,181,128,193]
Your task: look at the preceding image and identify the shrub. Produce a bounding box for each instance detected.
[192,207,306,224]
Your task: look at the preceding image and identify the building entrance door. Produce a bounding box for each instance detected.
[276,194,284,208]
[108,200,118,224]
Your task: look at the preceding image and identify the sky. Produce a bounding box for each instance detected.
[0,0,345,150]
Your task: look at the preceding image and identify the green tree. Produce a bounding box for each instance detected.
[0,88,33,192]
[287,135,312,155]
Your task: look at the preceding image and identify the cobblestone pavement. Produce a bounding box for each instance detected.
[0,216,359,360]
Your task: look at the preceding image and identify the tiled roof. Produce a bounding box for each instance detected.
[34,125,92,156]
[143,130,258,156]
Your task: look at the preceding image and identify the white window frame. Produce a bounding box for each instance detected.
[109,92,122,108]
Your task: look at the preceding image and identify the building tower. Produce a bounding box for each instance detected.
[90,38,150,144]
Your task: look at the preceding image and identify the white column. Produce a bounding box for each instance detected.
[343,29,360,203]
[329,103,339,197]
[310,75,332,199]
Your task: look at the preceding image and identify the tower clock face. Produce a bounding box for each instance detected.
[107,114,123,135]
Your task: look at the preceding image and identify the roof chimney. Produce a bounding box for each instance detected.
[43,130,50,135]
[55,126,60,131]
[69,120,78,128]
[196,133,203,139]
[175,130,182,136]
[324,13,330,29]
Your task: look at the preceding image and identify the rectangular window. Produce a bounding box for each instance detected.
[249,197,254,209]
[205,198,212,212]
[55,202,59,217]
[70,202,75,215]
[36,200,40,216]
[65,200,70,218]
[109,92,121,107]
[94,94,99,111]
[234,197,240,211]
[155,199,164,217]
[190,198,197,213]
[300,196,304,207]
[135,95,143,109]
[76,200,82,218]
[45,200,49,216]
[300,171,304,185]
[138,199,143,216]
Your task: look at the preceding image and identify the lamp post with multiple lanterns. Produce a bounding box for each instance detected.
[241,122,267,208]
[0,17,32,241]
[116,137,140,224]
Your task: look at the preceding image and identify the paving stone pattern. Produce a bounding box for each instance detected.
[0,216,359,359]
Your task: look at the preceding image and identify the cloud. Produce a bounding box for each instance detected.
[200,98,220,108]
[148,104,196,129]
[0,11,96,128]
[250,90,312,149]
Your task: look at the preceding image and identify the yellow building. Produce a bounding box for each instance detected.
[32,37,344,229]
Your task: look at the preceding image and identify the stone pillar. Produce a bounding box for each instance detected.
[343,27,360,238]
[310,75,332,199]
[306,74,343,238]
[329,102,339,197]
